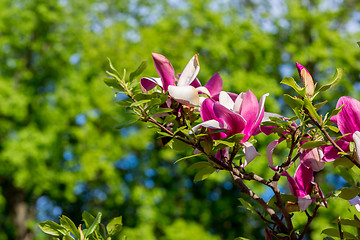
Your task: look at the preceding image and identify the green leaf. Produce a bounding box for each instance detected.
[189,161,211,170]
[38,220,68,237]
[281,77,306,96]
[85,212,102,238]
[277,233,290,237]
[314,101,328,110]
[224,133,245,143]
[283,94,304,109]
[329,105,344,118]
[130,99,151,108]
[339,219,360,228]
[301,141,328,149]
[234,237,250,240]
[213,140,235,148]
[317,68,344,93]
[267,194,297,210]
[60,215,80,240]
[174,153,204,164]
[82,211,95,228]
[107,216,123,237]
[115,120,137,129]
[328,125,339,133]
[107,58,121,76]
[129,61,147,82]
[335,187,360,200]
[193,166,215,182]
[168,139,189,151]
[104,77,122,89]
[321,228,357,239]
[304,98,321,123]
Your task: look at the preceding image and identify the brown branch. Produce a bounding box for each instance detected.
[298,204,320,240]
[230,172,288,233]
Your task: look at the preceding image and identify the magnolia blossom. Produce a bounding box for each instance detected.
[140,53,222,106]
[349,196,360,212]
[192,90,269,167]
[321,96,360,161]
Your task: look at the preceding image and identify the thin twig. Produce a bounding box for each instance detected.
[298,205,320,240]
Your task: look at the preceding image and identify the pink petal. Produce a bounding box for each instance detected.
[321,139,350,162]
[204,73,223,96]
[177,54,200,86]
[301,148,325,172]
[152,53,176,91]
[190,78,202,88]
[140,77,163,92]
[168,85,199,106]
[240,142,261,168]
[294,164,314,197]
[298,195,312,212]
[331,96,360,141]
[200,98,217,121]
[238,90,259,139]
[212,92,238,102]
[213,102,246,136]
[266,139,283,167]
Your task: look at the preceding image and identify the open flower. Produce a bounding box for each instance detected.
[140,53,222,106]
[192,90,269,167]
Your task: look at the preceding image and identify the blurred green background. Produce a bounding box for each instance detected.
[2,0,360,239]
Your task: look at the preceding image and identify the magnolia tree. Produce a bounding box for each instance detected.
[40,52,360,240]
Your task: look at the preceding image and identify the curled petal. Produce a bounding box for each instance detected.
[140,77,163,92]
[298,195,312,212]
[196,87,211,97]
[321,139,350,162]
[200,98,217,121]
[331,96,360,141]
[168,85,200,106]
[204,72,223,96]
[191,119,225,134]
[301,148,325,172]
[240,142,261,168]
[152,53,176,91]
[178,54,200,86]
[294,164,313,197]
[266,139,283,168]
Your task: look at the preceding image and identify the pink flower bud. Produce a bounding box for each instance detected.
[296,62,316,97]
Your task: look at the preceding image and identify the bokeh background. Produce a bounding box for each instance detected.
[2,0,360,239]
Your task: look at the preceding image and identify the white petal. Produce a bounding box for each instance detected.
[233,92,245,113]
[219,91,234,110]
[196,87,211,96]
[168,85,200,106]
[178,54,200,86]
[240,142,261,168]
[298,195,312,212]
[262,112,284,122]
[353,131,360,163]
[191,119,223,134]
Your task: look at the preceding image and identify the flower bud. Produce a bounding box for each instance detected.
[296,62,315,97]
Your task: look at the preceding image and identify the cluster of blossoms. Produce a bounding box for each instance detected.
[106,52,360,239]
[140,53,346,211]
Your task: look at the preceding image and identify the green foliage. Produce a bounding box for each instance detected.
[39,212,126,240]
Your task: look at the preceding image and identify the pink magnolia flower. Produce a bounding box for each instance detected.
[192,90,269,167]
[140,53,222,106]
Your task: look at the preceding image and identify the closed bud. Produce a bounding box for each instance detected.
[296,62,316,97]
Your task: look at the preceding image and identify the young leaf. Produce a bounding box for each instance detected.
[60,215,80,240]
[130,99,151,108]
[283,94,304,110]
[85,212,102,238]
[174,153,203,164]
[314,100,328,110]
[82,211,95,228]
[63,234,75,240]
[129,61,147,82]
[104,77,122,89]
[317,68,344,93]
[107,216,123,237]
[38,220,68,237]
[338,219,360,228]
[304,98,322,123]
[281,77,306,96]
